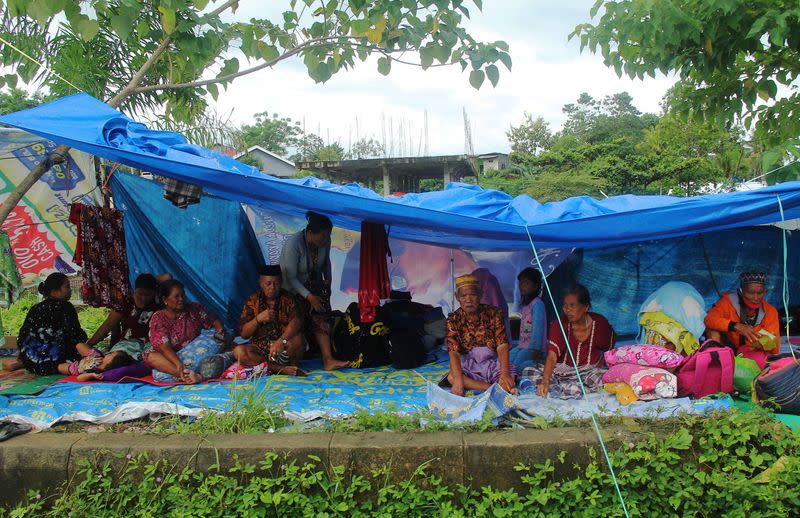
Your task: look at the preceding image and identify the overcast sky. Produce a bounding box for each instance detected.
[211,1,676,156]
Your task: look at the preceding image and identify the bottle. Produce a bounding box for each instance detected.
[518,378,535,394]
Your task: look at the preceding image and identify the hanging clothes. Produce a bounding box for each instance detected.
[78,204,131,312]
[0,229,22,309]
[68,202,86,265]
[358,222,390,323]
[162,177,202,209]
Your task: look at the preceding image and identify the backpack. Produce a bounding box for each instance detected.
[753,355,800,415]
[382,300,428,369]
[676,341,734,398]
[331,302,392,367]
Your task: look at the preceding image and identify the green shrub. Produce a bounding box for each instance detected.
[7,410,799,517]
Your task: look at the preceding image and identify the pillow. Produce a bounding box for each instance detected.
[605,344,684,369]
[602,363,677,400]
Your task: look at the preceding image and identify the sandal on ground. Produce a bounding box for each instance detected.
[0,422,32,442]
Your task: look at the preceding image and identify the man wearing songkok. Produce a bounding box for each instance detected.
[233,265,304,367]
[704,270,780,368]
[443,274,517,395]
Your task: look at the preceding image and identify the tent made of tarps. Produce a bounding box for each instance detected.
[3,93,800,251]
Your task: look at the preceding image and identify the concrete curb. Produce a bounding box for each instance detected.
[0,427,632,506]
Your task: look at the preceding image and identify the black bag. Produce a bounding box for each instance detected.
[388,330,426,369]
[331,302,391,367]
[754,355,800,415]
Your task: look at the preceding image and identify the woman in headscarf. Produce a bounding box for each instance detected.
[521,284,615,399]
[704,271,779,368]
[444,274,517,395]
[144,280,225,383]
[279,211,348,370]
[17,272,87,375]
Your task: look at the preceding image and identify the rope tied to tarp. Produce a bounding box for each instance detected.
[524,223,630,518]
[774,195,799,364]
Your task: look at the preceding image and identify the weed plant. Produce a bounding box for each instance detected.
[7,410,799,517]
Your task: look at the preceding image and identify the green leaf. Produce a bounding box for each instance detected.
[485,64,499,87]
[206,83,219,100]
[259,43,280,62]
[473,0,483,10]
[110,14,134,41]
[4,74,17,89]
[377,56,391,76]
[159,6,176,34]
[192,0,210,10]
[76,17,100,42]
[431,44,450,64]
[498,52,512,71]
[469,69,485,90]
[420,47,434,69]
[351,19,370,35]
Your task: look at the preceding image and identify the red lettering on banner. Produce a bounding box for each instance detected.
[1,204,61,275]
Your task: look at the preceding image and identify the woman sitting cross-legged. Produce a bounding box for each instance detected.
[521,284,615,399]
[17,272,88,375]
[444,274,517,395]
[143,280,225,384]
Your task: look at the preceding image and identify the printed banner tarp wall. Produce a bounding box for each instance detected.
[246,206,572,316]
[0,128,100,287]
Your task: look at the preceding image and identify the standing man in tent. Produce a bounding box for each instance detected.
[280,211,349,370]
[704,271,780,368]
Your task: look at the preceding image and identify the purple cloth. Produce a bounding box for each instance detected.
[101,361,151,382]
[459,346,515,384]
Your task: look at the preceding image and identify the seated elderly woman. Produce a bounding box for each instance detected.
[84,273,169,362]
[16,273,87,375]
[232,265,304,372]
[704,271,779,368]
[143,280,225,384]
[444,274,517,395]
[521,284,615,399]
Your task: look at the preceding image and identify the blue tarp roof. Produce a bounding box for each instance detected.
[3,92,800,251]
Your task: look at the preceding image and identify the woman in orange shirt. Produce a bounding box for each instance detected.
[704,271,779,368]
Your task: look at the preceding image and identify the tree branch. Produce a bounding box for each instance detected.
[133,37,452,94]
[107,0,241,107]
[132,36,345,94]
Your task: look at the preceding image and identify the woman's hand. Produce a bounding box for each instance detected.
[498,372,518,394]
[306,293,324,313]
[537,381,550,398]
[734,323,760,344]
[269,339,285,360]
[257,308,276,323]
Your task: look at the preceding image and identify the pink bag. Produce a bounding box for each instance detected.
[602,363,677,400]
[676,341,734,398]
[604,344,684,369]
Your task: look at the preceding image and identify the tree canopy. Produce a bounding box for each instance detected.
[572,0,800,159]
[486,90,752,201]
[1,0,511,125]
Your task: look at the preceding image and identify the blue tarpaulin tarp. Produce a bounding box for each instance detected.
[111,172,261,328]
[3,93,800,250]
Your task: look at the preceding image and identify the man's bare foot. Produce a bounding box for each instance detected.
[1,359,21,371]
[323,358,349,371]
